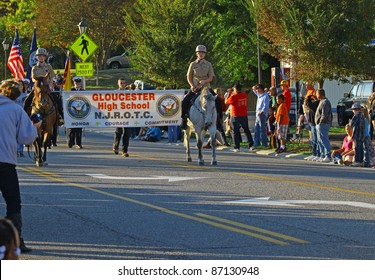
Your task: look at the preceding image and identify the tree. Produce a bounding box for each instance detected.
[202,0,260,85]
[124,0,214,88]
[36,0,133,69]
[246,0,375,88]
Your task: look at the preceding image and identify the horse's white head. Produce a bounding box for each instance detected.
[201,88,217,128]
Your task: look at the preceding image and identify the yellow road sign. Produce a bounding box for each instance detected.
[76,62,94,76]
[71,33,98,62]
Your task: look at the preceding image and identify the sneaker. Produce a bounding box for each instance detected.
[134,136,140,140]
[351,162,363,167]
[320,156,332,163]
[122,152,129,157]
[304,155,313,160]
[249,146,256,152]
[312,156,322,161]
[231,148,240,153]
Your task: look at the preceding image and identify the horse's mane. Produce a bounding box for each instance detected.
[34,77,50,93]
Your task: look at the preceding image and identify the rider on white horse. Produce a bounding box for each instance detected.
[181,45,216,130]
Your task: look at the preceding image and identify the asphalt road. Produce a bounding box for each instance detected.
[11,127,375,260]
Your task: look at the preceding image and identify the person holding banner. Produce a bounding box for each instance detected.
[112,78,131,157]
[66,77,84,149]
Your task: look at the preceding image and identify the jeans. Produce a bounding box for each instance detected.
[310,125,320,157]
[0,163,21,216]
[364,136,371,167]
[168,126,178,143]
[254,113,268,147]
[353,138,364,163]
[316,123,331,158]
[230,116,254,149]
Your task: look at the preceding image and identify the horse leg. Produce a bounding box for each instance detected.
[209,127,217,165]
[184,127,192,162]
[42,137,48,166]
[34,138,43,167]
[196,131,204,166]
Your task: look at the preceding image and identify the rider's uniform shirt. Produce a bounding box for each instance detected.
[187,59,215,88]
[32,62,55,82]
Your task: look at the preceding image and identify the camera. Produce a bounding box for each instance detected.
[30,113,42,123]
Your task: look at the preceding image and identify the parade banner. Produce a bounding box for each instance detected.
[62,89,184,128]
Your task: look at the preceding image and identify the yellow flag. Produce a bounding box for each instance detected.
[63,52,72,91]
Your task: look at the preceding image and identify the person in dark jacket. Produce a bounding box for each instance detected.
[349,103,366,167]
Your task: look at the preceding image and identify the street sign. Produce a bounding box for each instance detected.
[76,62,94,76]
[70,33,98,62]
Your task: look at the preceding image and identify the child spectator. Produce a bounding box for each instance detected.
[0,218,21,260]
[275,94,290,154]
[349,103,365,167]
[331,124,354,165]
[266,107,277,149]
[143,127,161,142]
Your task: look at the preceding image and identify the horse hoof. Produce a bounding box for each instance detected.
[187,158,192,162]
[211,160,217,166]
[198,161,204,166]
[43,161,48,166]
[36,161,43,167]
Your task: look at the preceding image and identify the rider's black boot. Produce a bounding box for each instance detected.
[181,91,195,130]
[181,116,188,130]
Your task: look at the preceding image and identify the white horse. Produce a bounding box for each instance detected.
[183,87,217,165]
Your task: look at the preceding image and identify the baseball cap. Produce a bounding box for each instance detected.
[350,103,361,110]
[280,80,289,86]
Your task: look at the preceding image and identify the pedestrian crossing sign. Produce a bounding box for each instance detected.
[70,33,98,62]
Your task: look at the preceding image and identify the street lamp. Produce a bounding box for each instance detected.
[77,19,88,89]
[2,37,10,80]
[77,19,87,34]
[251,1,262,84]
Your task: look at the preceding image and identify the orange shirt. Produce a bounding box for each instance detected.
[225,92,248,117]
[276,103,290,125]
[282,89,291,111]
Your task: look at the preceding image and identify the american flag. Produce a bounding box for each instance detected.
[7,29,25,80]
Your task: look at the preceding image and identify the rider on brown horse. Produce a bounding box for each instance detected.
[23,48,63,125]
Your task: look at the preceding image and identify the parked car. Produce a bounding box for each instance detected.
[277,87,297,125]
[336,80,375,126]
[106,51,131,69]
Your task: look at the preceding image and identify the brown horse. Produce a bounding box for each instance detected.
[31,77,57,166]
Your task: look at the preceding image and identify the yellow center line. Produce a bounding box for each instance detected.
[118,152,375,197]
[233,172,375,197]
[19,166,289,246]
[196,213,308,244]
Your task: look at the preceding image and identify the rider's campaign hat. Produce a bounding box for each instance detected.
[73,76,82,82]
